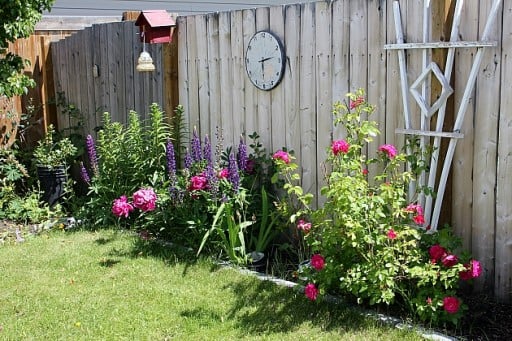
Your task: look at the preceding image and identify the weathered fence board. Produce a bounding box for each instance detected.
[472,0,502,292]
[299,2,317,200]
[452,2,478,252]
[496,0,512,304]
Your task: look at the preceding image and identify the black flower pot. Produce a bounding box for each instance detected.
[37,165,67,207]
[248,251,267,273]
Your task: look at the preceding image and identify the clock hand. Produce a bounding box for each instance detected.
[258,56,273,63]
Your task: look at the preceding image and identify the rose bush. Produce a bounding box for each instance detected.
[275,89,481,326]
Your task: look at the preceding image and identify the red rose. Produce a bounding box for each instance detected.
[311,254,326,271]
[304,283,319,301]
[441,253,458,267]
[443,296,460,314]
[331,139,350,155]
[429,245,446,263]
[387,229,397,240]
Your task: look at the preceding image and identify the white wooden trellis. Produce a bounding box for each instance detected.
[384,0,502,231]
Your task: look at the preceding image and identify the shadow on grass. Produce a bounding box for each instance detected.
[224,278,379,336]
[107,236,202,277]
[98,258,120,267]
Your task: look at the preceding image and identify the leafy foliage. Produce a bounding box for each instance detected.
[33,124,77,168]
[0,0,55,97]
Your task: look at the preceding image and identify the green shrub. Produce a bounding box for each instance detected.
[275,89,482,326]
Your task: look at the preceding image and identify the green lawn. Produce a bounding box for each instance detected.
[0,229,425,340]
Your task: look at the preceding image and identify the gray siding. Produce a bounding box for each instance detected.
[45,0,316,16]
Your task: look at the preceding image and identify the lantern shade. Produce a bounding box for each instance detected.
[136,51,155,72]
[135,10,175,44]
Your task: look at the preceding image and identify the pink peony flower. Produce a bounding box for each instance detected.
[331,139,350,155]
[387,229,397,240]
[311,254,326,271]
[188,175,208,191]
[112,195,134,218]
[304,283,319,301]
[441,253,458,267]
[349,96,364,109]
[272,150,291,164]
[429,245,446,263]
[132,188,157,212]
[218,168,229,179]
[459,259,483,280]
[443,296,460,314]
[297,219,312,233]
[378,144,398,159]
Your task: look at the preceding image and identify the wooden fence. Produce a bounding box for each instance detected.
[37,0,512,302]
[51,20,179,135]
[5,30,73,146]
[176,0,511,303]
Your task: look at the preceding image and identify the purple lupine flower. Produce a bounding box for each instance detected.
[169,186,185,205]
[203,135,212,165]
[184,149,193,169]
[205,163,219,199]
[80,161,90,185]
[237,136,248,173]
[166,139,176,179]
[214,126,224,162]
[191,127,202,162]
[228,151,240,191]
[86,134,99,176]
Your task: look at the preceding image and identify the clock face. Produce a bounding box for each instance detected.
[245,31,285,91]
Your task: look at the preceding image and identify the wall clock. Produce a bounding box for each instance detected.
[245,31,285,91]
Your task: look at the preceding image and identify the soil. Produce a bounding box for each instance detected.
[1,219,511,340]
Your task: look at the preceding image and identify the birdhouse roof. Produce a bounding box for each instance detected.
[135,10,175,28]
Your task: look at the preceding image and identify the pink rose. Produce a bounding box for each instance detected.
[272,150,290,164]
[387,229,397,240]
[429,245,446,263]
[405,203,424,216]
[362,168,369,176]
[443,296,460,314]
[188,175,208,191]
[112,195,134,218]
[378,144,398,159]
[218,168,229,179]
[331,139,350,155]
[297,219,312,233]
[132,188,157,212]
[441,253,458,267]
[304,283,319,301]
[459,259,482,280]
[426,297,432,305]
[311,254,325,271]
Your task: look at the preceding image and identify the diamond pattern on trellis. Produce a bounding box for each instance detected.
[410,62,453,119]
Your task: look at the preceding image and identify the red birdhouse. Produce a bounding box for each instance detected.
[135,10,176,44]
